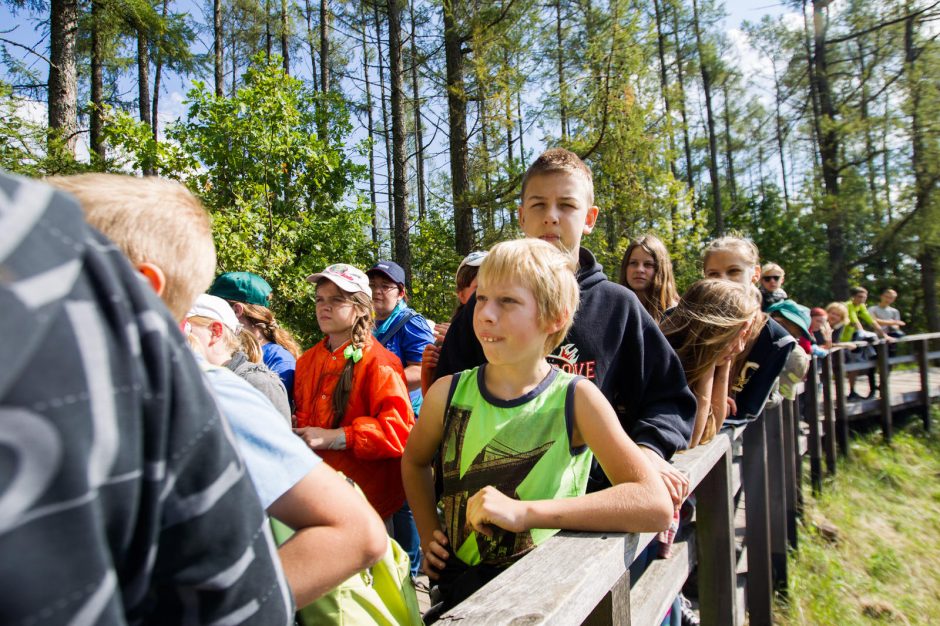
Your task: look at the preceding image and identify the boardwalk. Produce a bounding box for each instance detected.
[422,333,940,625]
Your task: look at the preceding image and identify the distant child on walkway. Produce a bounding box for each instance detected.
[294,264,415,525]
[660,279,758,447]
[402,239,673,614]
[619,234,680,323]
[702,236,795,424]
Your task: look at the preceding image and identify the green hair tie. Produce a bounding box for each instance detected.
[343,344,363,363]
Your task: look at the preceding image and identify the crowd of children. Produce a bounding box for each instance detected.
[0,147,903,625]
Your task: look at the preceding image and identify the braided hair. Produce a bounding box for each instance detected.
[321,288,375,427]
[238,302,302,358]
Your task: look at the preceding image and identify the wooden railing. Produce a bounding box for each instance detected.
[435,332,940,626]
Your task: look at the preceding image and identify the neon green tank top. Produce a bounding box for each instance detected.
[440,365,593,567]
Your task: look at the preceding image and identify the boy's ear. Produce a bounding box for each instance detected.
[543,312,569,335]
[230,301,245,317]
[209,320,225,341]
[137,262,166,296]
[751,265,762,285]
[582,205,600,235]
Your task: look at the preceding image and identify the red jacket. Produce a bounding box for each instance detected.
[294,336,414,518]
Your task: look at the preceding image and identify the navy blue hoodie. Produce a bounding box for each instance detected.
[434,247,696,462]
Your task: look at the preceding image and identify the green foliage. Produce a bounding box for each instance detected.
[104,56,370,347]
[777,424,940,624]
[408,210,463,325]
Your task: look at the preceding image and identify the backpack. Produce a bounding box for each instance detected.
[270,491,422,626]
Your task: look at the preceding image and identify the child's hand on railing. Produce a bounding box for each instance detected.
[467,486,528,535]
[642,447,689,508]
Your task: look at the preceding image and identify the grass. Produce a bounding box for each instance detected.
[774,418,940,625]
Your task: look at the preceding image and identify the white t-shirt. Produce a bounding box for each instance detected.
[868,304,900,323]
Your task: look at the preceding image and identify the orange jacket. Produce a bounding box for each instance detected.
[294,336,414,518]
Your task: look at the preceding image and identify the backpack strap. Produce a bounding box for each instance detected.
[433,371,463,501]
[376,309,417,347]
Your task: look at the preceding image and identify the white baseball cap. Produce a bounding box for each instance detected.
[187,294,240,334]
[456,250,488,279]
[306,263,372,298]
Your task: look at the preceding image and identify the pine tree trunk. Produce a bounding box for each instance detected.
[265,0,273,60]
[692,0,723,234]
[281,0,290,73]
[812,0,847,299]
[653,0,678,185]
[905,11,939,331]
[409,0,426,221]
[444,1,472,254]
[90,0,105,161]
[670,0,695,195]
[305,0,318,89]
[721,81,737,211]
[214,0,223,97]
[320,0,330,92]
[361,6,378,246]
[555,0,568,141]
[138,29,153,175]
[771,61,791,212]
[375,2,394,251]
[48,0,79,154]
[388,0,411,280]
[152,0,169,141]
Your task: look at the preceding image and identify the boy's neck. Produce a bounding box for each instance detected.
[483,358,553,401]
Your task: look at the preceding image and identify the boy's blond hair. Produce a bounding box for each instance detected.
[702,235,760,270]
[48,174,215,321]
[761,262,784,277]
[477,239,580,356]
[521,148,595,205]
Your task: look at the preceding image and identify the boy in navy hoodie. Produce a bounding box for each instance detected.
[434,148,696,500]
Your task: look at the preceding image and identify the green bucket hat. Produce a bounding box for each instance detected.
[767,299,811,340]
[208,272,273,306]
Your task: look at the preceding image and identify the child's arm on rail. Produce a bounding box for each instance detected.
[690,365,715,448]
[401,376,451,579]
[466,380,674,537]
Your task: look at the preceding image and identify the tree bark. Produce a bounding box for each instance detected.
[137,29,153,174]
[281,0,290,73]
[48,0,79,154]
[305,0,318,89]
[90,0,105,161]
[692,0,723,234]
[812,0,848,299]
[555,0,568,141]
[214,0,223,97]
[670,0,695,194]
[721,80,738,211]
[361,5,378,246]
[444,0,472,254]
[375,1,394,249]
[409,0,426,221]
[653,0,679,188]
[265,0,273,60]
[320,0,330,91]
[388,0,411,281]
[152,0,169,141]
[770,57,791,212]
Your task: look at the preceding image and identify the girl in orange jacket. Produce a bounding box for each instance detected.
[293,264,415,521]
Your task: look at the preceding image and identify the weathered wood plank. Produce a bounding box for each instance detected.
[877,342,892,442]
[832,349,850,458]
[743,420,773,626]
[763,404,788,593]
[780,400,798,549]
[805,358,823,493]
[584,571,630,626]
[628,536,695,626]
[697,441,737,626]
[820,355,837,475]
[917,339,932,432]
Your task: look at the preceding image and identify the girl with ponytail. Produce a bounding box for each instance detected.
[293,264,415,525]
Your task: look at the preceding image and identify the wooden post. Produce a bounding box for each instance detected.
[780,399,798,549]
[820,354,837,475]
[763,404,788,593]
[832,348,850,458]
[696,442,737,626]
[791,393,803,515]
[805,357,822,493]
[743,419,773,625]
[582,570,630,626]
[917,339,932,432]
[877,341,892,443]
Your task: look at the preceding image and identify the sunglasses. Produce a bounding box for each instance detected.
[762,275,782,282]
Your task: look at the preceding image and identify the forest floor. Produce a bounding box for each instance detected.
[774,415,940,625]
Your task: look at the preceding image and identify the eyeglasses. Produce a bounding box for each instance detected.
[368,282,399,294]
[762,276,782,282]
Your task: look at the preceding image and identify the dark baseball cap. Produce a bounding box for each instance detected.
[367,261,406,286]
[208,271,272,306]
